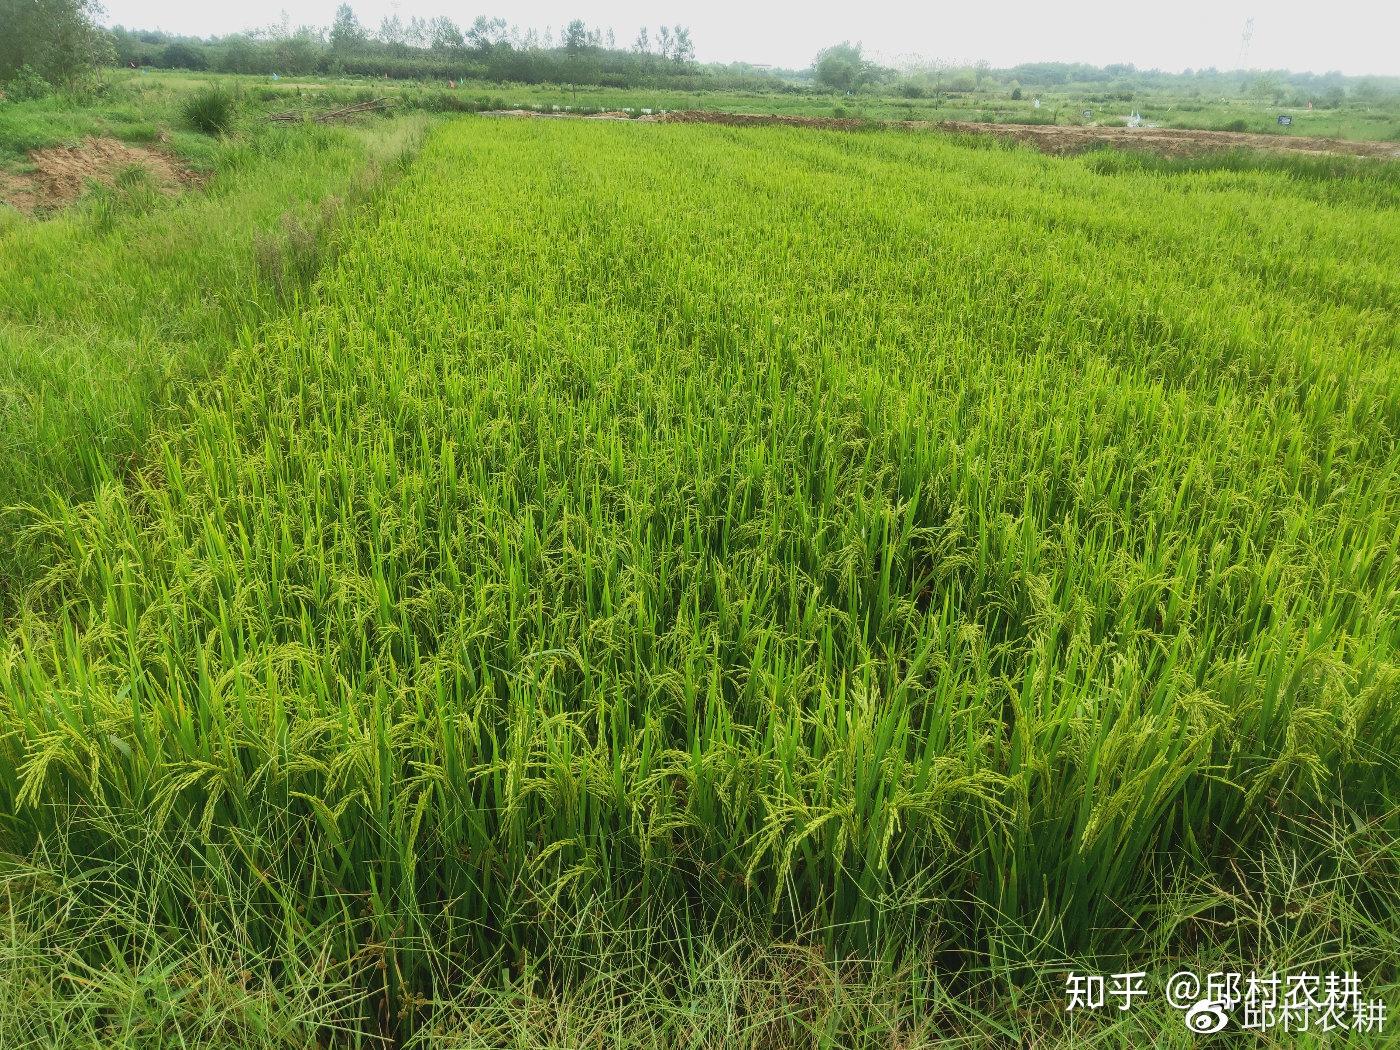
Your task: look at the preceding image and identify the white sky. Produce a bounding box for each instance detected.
[98,1,1400,76]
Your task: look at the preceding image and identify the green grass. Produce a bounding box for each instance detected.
[180,85,239,136]
[0,116,429,602]
[7,69,1395,165]
[1,116,1398,1045]
[0,77,217,168]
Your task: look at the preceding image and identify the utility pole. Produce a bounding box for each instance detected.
[1238,17,1255,69]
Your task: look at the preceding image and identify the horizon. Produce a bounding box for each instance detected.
[98,1,1400,79]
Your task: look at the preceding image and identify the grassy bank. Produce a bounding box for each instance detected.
[1,117,1396,1045]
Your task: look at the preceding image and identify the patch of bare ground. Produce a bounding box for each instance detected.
[661,110,865,131]
[480,109,642,121]
[474,108,1400,161]
[659,111,1400,160]
[931,120,1400,159]
[0,136,200,214]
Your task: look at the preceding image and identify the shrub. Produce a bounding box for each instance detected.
[181,86,238,136]
[3,66,50,103]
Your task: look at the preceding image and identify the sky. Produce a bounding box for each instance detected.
[98,1,1400,77]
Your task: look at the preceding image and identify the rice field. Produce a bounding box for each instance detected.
[2,118,1399,1045]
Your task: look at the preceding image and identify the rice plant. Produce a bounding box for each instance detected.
[2,118,1397,1044]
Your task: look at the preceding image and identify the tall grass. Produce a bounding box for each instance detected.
[180,85,239,136]
[2,119,1398,1043]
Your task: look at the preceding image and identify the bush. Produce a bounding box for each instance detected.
[181,86,238,135]
[3,66,51,103]
[0,0,112,85]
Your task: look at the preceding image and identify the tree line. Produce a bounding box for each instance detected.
[107,7,745,90]
[3,0,1396,106]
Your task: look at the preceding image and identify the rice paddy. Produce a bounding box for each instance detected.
[2,117,1398,1045]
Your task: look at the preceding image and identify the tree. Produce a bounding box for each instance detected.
[256,21,325,76]
[1317,85,1346,109]
[329,4,366,55]
[427,17,463,52]
[0,0,113,84]
[563,19,589,54]
[633,27,651,54]
[1246,71,1284,104]
[1352,78,1388,104]
[405,17,431,49]
[220,34,257,74]
[161,42,206,70]
[672,26,695,65]
[467,16,508,52]
[814,41,864,92]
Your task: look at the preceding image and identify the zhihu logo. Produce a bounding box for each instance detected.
[1065,969,1386,1035]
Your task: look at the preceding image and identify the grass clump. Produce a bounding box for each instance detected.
[180,85,238,135]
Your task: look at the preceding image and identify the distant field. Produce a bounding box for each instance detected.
[2,115,1398,1046]
[3,68,1399,169]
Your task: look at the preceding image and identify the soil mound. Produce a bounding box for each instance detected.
[1,136,197,214]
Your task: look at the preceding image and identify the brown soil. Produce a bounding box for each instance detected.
[657,110,1400,160]
[0,136,199,214]
[480,109,642,122]
[932,120,1400,159]
[660,110,865,131]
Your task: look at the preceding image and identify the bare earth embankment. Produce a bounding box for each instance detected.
[0,134,197,212]
[932,119,1400,158]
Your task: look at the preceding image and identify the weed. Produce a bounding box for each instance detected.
[181,85,238,135]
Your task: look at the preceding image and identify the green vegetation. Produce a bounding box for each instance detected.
[0,74,224,167]
[0,111,428,599]
[814,41,884,92]
[2,1,1399,149]
[108,12,708,89]
[0,0,111,87]
[6,66,1396,160]
[179,84,238,135]
[1,113,1397,1045]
